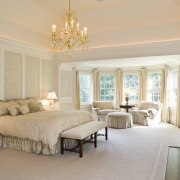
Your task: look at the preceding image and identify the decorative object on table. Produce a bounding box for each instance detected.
[47,91,57,110]
[51,0,88,55]
[124,88,130,105]
[125,94,129,105]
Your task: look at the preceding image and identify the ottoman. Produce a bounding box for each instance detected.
[106,112,133,129]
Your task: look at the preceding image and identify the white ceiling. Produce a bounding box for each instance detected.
[0,0,180,68]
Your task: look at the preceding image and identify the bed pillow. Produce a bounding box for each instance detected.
[18,105,30,115]
[0,101,19,116]
[29,102,45,113]
[7,105,20,116]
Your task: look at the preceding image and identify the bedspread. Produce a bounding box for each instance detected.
[0,110,93,148]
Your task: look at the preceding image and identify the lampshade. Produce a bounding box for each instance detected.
[47,91,57,100]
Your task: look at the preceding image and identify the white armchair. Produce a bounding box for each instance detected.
[92,101,118,122]
[129,101,162,126]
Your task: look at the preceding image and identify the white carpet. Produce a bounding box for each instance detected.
[0,123,180,180]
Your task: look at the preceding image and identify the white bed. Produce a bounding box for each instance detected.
[0,99,94,155]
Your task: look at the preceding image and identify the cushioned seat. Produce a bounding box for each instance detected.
[92,101,119,122]
[129,101,162,126]
[107,112,133,129]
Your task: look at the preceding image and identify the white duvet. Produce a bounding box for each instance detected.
[0,110,93,148]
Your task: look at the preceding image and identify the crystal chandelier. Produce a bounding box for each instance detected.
[51,0,88,54]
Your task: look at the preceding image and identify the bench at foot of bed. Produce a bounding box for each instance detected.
[61,121,108,158]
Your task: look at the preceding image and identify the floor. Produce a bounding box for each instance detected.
[0,123,180,180]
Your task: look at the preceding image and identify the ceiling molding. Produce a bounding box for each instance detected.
[54,40,180,63]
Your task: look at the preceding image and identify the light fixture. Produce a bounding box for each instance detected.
[51,0,88,55]
[47,91,57,110]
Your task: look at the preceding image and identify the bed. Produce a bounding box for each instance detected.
[0,98,94,155]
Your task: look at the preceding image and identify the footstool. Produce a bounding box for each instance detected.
[106,112,133,129]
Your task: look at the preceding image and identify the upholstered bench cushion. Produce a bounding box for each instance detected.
[107,112,133,129]
[61,121,107,140]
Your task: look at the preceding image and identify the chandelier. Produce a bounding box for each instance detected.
[51,0,88,54]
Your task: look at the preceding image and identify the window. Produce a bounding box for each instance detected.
[147,72,161,102]
[169,71,178,107]
[79,73,92,104]
[100,74,115,101]
[123,74,139,103]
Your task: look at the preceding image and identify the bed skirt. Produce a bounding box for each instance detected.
[0,134,76,155]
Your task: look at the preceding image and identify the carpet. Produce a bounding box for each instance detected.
[0,123,180,180]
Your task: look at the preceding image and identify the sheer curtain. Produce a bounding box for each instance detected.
[116,70,124,108]
[161,67,169,123]
[93,69,100,101]
[176,66,180,127]
[75,70,80,110]
[139,68,148,101]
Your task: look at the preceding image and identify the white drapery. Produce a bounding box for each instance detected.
[176,66,180,127]
[116,70,124,108]
[139,68,148,101]
[75,70,80,110]
[93,69,100,101]
[161,67,169,123]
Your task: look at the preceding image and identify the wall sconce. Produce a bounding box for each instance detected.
[47,91,57,110]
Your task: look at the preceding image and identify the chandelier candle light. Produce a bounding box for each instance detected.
[51,0,88,54]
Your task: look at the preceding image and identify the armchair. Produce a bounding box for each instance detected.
[129,101,162,126]
[92,101,118,122]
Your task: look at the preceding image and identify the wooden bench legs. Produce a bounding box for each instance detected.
[61,127,108,158]
[61,137,64,155]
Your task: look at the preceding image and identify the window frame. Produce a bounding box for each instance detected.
[123,72,140,104]
[99,72,116,102]
[79,72,93,105]
[147,71,161,103]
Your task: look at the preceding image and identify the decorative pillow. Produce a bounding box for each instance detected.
[7,105,19,116]
[0,101,19,116]
[148,108,158,119]
[29,102,45,113]
[18,105,30,115]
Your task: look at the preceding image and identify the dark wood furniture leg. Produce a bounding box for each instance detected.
[61,137,64,154]
[79,140,83,158]
[105,127,108,140]
[94,132,97,148]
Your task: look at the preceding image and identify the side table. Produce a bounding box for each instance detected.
[119,105,135,113]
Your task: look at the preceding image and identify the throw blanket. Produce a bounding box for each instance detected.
[0,110,93,148]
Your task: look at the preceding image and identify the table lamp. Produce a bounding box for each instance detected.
[47,91,57,110]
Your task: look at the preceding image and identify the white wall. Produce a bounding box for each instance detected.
[0,38,54,100]
[58,65,74,111]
